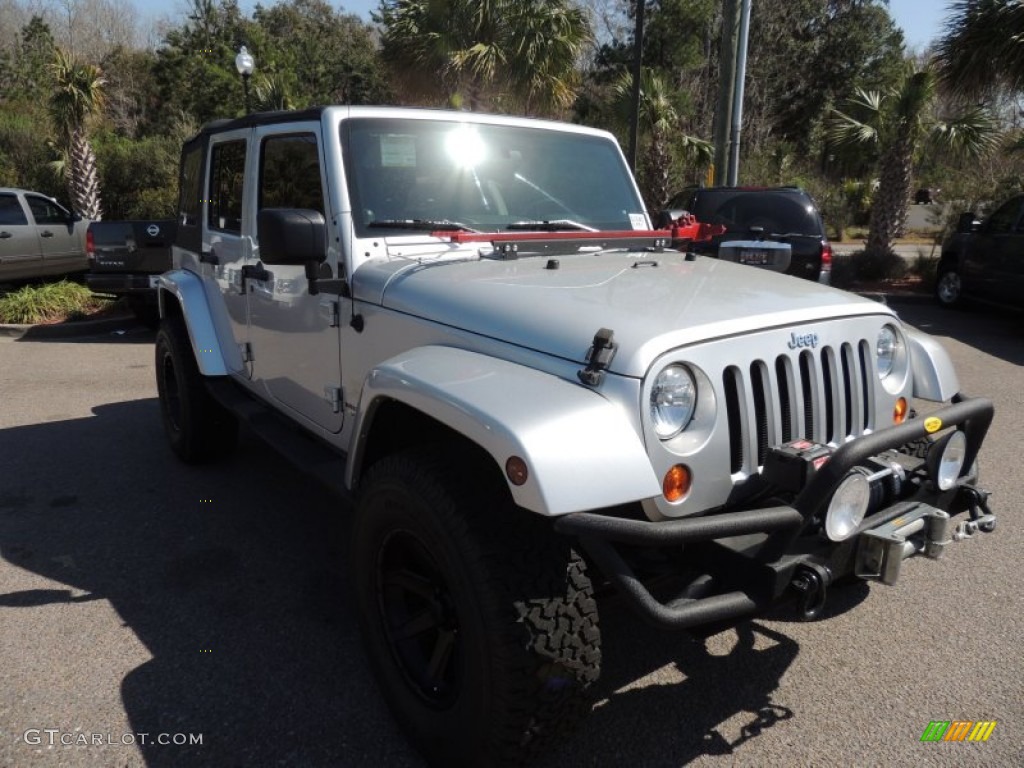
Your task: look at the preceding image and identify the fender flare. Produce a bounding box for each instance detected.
[347,346,660,516]
[906,327,960,402]
[156,270,238,376]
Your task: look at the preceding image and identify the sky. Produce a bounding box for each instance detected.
[131,0,948,53]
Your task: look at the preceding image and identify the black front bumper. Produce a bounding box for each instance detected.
[554,396,995,630]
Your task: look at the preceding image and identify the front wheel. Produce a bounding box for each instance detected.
[351,449,601,768]
[935,263,964,308]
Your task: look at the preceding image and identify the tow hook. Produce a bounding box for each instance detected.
[792,563,832,621]
[955,486,997,540]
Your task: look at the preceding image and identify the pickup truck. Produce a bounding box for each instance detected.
[935,197,1024,311]
[154,107,996,768]
[85,219,175,325]
[0,188,89,281]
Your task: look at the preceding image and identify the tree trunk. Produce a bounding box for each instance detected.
[866,135,913,256]
[68,127,102,220]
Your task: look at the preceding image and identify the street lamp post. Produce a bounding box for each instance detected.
[235,45,255,114]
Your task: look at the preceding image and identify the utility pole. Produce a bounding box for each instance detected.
[712,0,740,186]
[627,0,646,172]
[727,0,752,186]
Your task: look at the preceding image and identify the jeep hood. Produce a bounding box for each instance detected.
[354,249,893,378]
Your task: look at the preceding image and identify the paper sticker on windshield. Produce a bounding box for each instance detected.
[380,134,416,168]
[629,213,647,230]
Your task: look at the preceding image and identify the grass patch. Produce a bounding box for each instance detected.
[0,281,113,324]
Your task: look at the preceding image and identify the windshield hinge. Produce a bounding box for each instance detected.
[239,342,253,363]
[577,328,617,387]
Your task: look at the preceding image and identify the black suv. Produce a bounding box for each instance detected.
[668,186,832,283]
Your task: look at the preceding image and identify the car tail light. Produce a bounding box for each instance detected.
[819,241,833,284]
[86,229,95,262]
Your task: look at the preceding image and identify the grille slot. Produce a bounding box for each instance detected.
[725,340,873,475]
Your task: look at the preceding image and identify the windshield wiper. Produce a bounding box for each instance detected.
[505,219,598,232]
[367,219,479,232]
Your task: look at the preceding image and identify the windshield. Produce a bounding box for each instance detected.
[341,117,646,237]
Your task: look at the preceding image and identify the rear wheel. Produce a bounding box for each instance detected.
[155,315,238,463]
[935,263,964,308]
[351,449,601,768]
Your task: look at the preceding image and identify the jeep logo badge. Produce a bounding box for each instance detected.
[788,331,819,350]
[146,223,160,237]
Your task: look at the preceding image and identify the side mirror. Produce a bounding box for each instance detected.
[257,208,326,265]
[955,212,978,233]
[653,208,689,228]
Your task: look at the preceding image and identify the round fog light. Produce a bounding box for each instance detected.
[934,430,967,491]
[825,471,871,541]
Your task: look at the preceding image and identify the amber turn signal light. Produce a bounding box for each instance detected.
[893,397,908,424]
[663,464,692,502]
[505,456,529,486]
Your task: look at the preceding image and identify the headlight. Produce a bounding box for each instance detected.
[650,364,697,439]
[931,430,967,491]
[876,324,899,379]
[825,471,871,541]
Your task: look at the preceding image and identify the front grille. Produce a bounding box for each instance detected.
[725,341,874,475]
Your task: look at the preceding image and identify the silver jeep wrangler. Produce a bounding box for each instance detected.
[155,106,996,768]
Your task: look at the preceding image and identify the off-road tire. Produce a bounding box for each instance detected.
[155,316,238,463]
[935,262,964,308]
[351,449,601,768]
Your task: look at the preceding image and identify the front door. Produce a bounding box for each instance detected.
[245,124,344,433]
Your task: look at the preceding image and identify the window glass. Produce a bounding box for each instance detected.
[341,118,644,235]
[686,190,823,236]
[178,145,203,227]
[259,133,325,214]
[26,195,69,225]
[0,194,28,225]
[208,139,247,233]
[986,197,1022,234]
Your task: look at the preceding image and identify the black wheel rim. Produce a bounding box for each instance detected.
[160,348,183,432]
[376,529,462,708]
[938,271,960,303]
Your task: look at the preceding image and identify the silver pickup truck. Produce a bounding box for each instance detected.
[0,188,88,281]
[154,107,997,768]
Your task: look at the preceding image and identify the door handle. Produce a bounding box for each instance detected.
[40,230,54,237]
[0,232,11,239]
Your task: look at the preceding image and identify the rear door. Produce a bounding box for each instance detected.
[245,123,344,432]
[0,192,41,278]
[24,194,84,269]
[203,131,252,375]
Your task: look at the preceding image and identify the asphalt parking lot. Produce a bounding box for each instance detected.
[1,299,1021,767]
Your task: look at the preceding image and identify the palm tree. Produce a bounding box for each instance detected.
[49,48,105,220]
[377,0,592,114]
[612,69,712,209]
[827,65,999,256]
[935,0,1024,97]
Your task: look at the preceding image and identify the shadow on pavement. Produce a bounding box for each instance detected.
[1,398,813,767]
[888,299,1023,367]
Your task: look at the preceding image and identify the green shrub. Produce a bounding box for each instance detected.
[0,281,111,324]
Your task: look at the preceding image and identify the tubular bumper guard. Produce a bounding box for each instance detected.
[553,396,995,630]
